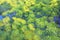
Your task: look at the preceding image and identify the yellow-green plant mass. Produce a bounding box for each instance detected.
[0,0,60,40]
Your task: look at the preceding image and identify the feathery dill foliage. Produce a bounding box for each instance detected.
[0,0,60,40]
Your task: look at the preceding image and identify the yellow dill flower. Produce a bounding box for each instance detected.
[25,0,35,6]
[30,0,35,5]
[13,17,26,24]
[6,0,17,7]
[3,17,10,24]
[28,24,35,31]
[52,0,57,2]
[50,0,58,7]
[23,6,29,12]
[25,1,31,6]
[17,18,26,24]
[21,19,26,24]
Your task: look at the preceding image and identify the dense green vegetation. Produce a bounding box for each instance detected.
[0,0,60,40]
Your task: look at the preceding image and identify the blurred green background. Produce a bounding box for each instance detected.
[0,0,60,40]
